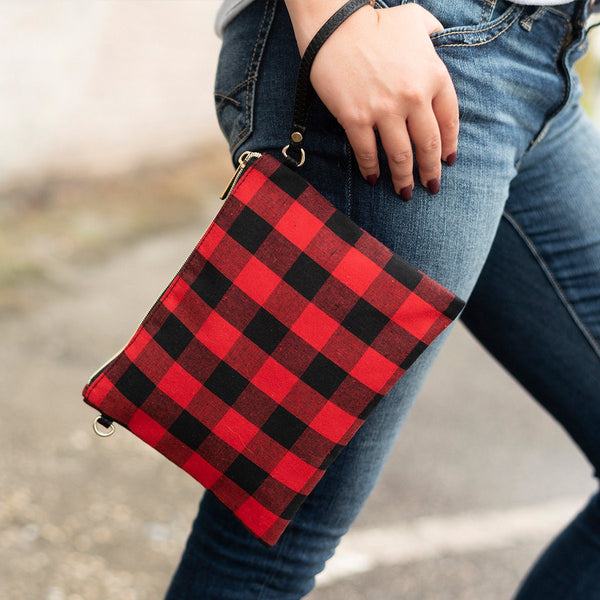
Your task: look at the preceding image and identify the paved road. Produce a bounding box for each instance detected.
[0,194,595,599]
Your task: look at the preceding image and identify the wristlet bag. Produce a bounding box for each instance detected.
[82,0,465,547]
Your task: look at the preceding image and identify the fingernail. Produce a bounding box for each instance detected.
[367,174,378,187]
[400,185,413,202]
[427,178,441,195]
[445,151,457,166]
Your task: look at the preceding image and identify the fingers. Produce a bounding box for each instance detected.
[380,68,458,199]
[433,77,460,167]
[303,0,460,200]
[406,104,442,195]
[345,124,380,186]
[348,93,458,200]
[377,119,415,201]
[405,62,459,195]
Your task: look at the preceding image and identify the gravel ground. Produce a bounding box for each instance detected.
[1,192,595,600]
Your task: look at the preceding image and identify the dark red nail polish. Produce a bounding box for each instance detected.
[445,151,457,166]
[367,174,378,187]
[400,185,413,202]
[427,178,441,195]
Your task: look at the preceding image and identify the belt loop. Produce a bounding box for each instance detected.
[480,0,497,24]
[573,0,594,37]
[519,6,546,31]
[574,0,592,27]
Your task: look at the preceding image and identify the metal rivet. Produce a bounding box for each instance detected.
[291,131,303,143]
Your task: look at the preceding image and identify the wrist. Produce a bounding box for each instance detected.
[285,0,375,55]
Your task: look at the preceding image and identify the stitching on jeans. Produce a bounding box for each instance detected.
[523,123,549,164]
[432,3,517,38]
[480,0,496,26]
[431,5,521,45]
[514,14,570,170]
[502,210,600,361]
[519,6,547,30]
[214,88,245,110]
[553,18,571,78]
[520,18,533,32]
[215,77,254,110]
[547,6,572,18]
[256,526,294,600]
[345,139,354,218]
[229,1,267,149]
[230,0,275,152]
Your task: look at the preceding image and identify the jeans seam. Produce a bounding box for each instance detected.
[514,16,571,170]
[553,18,572,79]
[255,532,295,600]
[230,0,276,155]
[502,210,600,361]
[215,84,247,110]
[345,139,354,218]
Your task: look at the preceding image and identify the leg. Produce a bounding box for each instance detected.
[165,1,591,597]
[462,97,600,598]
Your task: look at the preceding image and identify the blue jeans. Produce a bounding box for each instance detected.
[165,0,600,597]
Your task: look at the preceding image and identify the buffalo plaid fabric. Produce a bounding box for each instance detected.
[83,153,464,546]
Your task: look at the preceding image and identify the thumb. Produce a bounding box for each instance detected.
[416,5,445,35]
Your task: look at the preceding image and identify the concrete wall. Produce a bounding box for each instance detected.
[1,1,599,190]
[0,1,222,188]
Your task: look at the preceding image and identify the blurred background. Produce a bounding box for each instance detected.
[1,2,599,599]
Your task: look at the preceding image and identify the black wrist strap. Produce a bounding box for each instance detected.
[283,0,372,168]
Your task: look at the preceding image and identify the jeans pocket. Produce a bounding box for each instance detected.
[372,0,523,47]
[214,0,277,156]
[428,1,523,47]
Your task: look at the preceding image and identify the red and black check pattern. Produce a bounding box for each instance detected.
[83,153,464,546]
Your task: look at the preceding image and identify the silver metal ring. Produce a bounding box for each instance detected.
[281,145,306,167]
[93,416,115,437]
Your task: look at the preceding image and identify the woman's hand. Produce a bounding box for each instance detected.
[285,0,459,200]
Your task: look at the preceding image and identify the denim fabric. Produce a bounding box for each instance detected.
[214,0,600,36]
[166,1,600,597]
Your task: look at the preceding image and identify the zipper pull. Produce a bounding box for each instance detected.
[220,151,261,201]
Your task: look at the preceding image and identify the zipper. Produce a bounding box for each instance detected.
[87,350,122,385]
[86,151,262,387]
[220,151,262,201]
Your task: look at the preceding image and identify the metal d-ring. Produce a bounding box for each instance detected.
[282,144,306,167]
[93,416,115,437]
